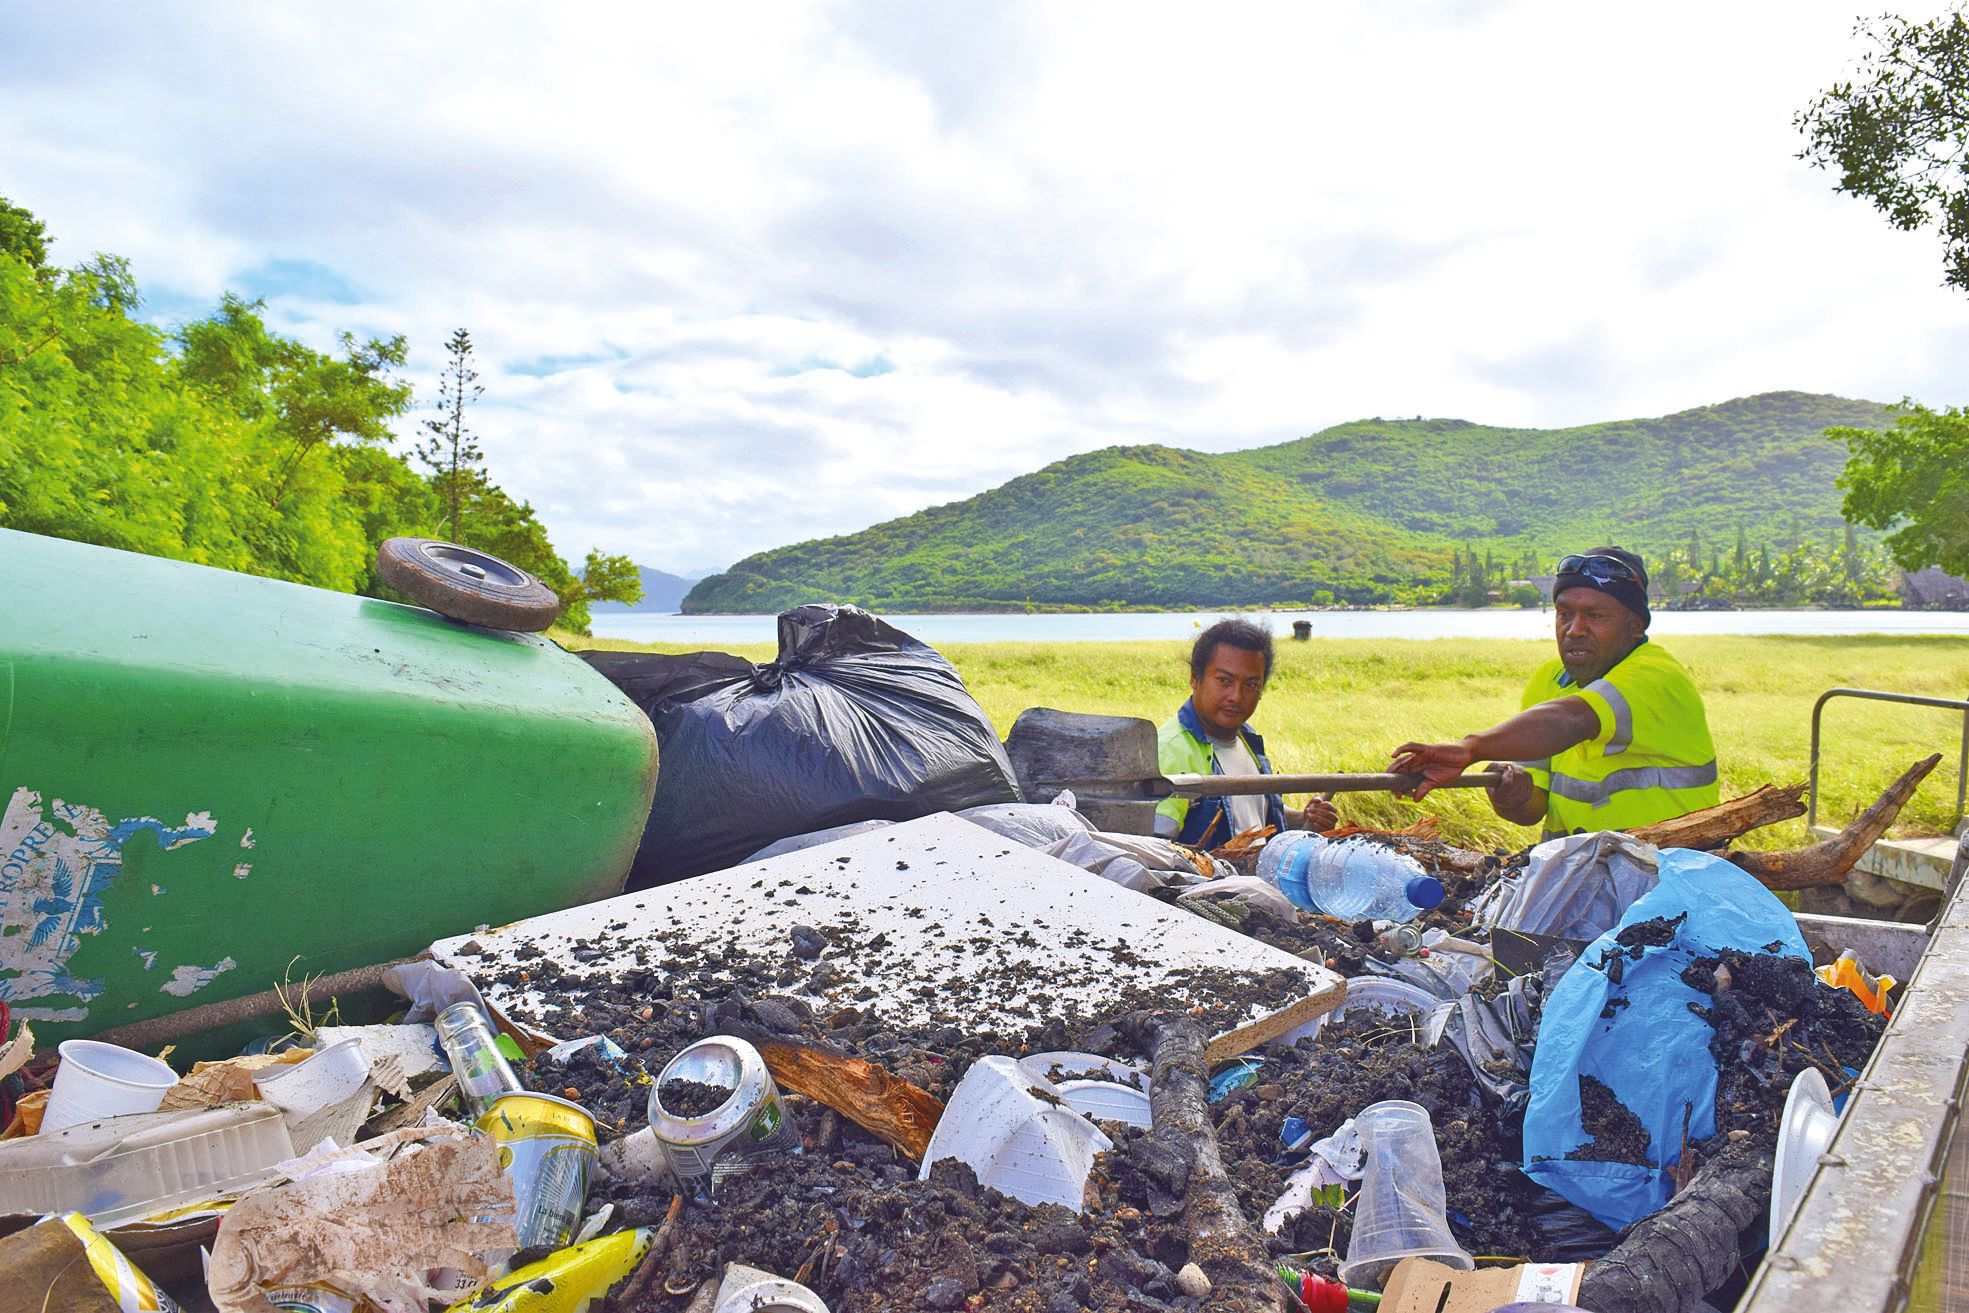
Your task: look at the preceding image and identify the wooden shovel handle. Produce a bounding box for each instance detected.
[1164,770,1506,798]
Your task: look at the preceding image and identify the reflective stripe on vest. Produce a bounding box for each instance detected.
[1585,678,1634,756]
[1548,759,1719,806]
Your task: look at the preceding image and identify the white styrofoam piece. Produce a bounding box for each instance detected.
[312,1025,444,1080]
[919,1056,1113,1211]
[428,814,1343,1056]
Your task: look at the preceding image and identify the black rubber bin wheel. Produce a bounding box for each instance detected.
[375,537,561,632]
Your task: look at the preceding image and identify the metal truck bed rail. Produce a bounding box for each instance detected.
[1740,842,1969,1312]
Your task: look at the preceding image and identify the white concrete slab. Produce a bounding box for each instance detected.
[430,813,1344,1062]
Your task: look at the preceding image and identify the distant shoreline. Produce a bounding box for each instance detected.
[655,601,1962,618]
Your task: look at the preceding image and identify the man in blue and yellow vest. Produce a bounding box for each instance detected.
[1391,547,1719,839]
[1154,620,1338,846]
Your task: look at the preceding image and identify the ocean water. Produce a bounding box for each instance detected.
[590,607,1969,646]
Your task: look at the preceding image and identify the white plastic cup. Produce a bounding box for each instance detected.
[715,1262,830,1312]
[599,1125,667,1182]
[253,1039,370,1118]
[43,1040,178,1132]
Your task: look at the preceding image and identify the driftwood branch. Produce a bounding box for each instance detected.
[1577,1148,1770,1313]
[1148,1015,1289,1313]
[1729,754,1941,891]
[1625,783,1807,850]
[732,1027,944,1162]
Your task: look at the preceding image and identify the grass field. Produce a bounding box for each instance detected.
[567,630,1969,852]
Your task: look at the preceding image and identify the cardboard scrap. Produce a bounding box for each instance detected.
[159,1049,314,1111]
[204,1125,518,1313]
[0,1214,175,1313]
[1380,1257,1583,1313]
[0,1089,46,1139]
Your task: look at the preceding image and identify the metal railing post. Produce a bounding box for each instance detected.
[1806,688,1969,832]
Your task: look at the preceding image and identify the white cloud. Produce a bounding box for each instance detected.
[2,0,1965,574]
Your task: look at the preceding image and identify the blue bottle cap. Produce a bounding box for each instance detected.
[1405,875,1446,910]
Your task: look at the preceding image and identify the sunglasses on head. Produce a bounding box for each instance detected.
[1558,553,1644,585]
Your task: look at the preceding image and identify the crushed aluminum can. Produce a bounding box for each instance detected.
[475,1091,597,1250]
[648,1036,799,1183]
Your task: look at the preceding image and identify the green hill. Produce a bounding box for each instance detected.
[684,391,1894,613]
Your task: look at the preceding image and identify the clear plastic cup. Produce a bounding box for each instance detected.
[1337,1099,1473,1290]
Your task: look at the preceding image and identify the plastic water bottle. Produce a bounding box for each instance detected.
[1255,830,1322,892]
[1262,834,1445,921]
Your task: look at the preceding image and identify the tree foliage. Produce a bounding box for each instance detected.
[1832,404,1969,577]
[0,197,48,272]
[0,202,631,633]
[1797,7,1969,292]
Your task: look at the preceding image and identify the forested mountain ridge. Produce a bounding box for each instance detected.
[685,392,1895,613]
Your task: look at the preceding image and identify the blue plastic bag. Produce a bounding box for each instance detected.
[1522,848,1809,1229]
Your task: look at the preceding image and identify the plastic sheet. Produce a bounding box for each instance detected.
[584,605,1021,887]
[1476,831,1660,940]
[956,800,1093,848]
[1439,973,1543,1112]
[1521,849,1810,1229]
[1039,831,1213,894]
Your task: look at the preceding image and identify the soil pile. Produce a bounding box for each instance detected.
[1686,948,1886,1143]
[482,839,1889,1311]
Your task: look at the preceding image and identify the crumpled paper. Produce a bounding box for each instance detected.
[205,1125,517,1313]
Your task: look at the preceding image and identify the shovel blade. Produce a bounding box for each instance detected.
[1003,707,1167,834]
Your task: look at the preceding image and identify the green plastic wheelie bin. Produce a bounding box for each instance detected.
[0,528,658,1045]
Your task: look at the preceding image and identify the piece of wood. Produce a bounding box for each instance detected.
[1167,771,1505,797]
[430,815,1344,1064]
[731,1026,944,1162]
[1146,1015,1290,1313]
[1576,1148,1770,1313]
[614,1194,684,1308]
[1625,783,1808,850]
[1730,755,1942,891]
[367,1074,458,1136]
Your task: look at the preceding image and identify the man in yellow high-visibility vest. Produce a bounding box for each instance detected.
[1391,547,1719,839]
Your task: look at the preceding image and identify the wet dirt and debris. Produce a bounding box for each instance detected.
[481,840,1549,1312]
[426,832,1889,1311]
[1686,948,1886,1140]
[656,1077,735,1117]
[1567,1075,1653,1166]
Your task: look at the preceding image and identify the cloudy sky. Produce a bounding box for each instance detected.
[4,2,1965,574]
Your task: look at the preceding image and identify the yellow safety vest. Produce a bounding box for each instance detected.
[1519,640,1719,839]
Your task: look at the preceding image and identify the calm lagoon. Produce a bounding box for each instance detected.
[591,608,1969,646]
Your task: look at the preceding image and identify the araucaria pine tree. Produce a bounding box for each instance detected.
[415,327,485,543]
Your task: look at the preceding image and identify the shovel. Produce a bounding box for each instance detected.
[1003,707,1503,835]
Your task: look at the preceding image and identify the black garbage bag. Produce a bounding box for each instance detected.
[582,604,1022,887]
